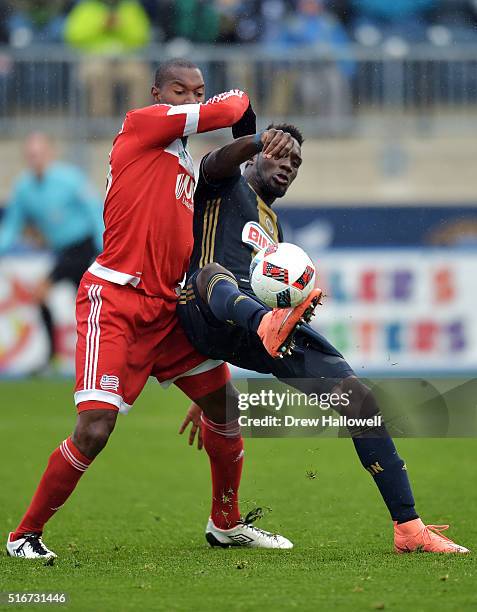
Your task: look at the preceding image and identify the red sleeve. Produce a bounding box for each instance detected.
[129,90,250,148]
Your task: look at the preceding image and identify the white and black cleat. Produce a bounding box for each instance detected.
[205,512,293,549]
[6,532,57,560]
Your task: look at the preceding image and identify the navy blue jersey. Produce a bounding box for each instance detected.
[179,153,354,388]
[188,155,283,290]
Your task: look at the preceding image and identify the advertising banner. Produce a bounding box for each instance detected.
[0,254,76,375]
[0,249,476,376]
[311,250,477,374]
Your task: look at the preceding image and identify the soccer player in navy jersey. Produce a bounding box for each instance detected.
[178,123,469,554]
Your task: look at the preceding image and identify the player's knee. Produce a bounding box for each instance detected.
[196,263,234,302]
[196,381,240,424]
[332,376,380,419]
[73,410,117,458]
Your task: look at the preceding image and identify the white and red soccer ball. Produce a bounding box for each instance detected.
[249,242,316,308]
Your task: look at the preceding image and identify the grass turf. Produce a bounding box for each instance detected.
[0,380,476,612]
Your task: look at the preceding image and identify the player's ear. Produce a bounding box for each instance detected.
[246,155,258,168]
[151,85,160,102]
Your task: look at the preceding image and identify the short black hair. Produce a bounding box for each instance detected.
[154,59,200,87]
[267,123,304,146]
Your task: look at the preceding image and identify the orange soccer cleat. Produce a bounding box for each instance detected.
[257,288,322,358]
[394,518,470,554]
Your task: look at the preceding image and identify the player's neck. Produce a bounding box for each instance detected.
[245,172,276,208]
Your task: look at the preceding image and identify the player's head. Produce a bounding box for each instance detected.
[152,59,205,106]
[24,132,55,177]
[245,123,303,202]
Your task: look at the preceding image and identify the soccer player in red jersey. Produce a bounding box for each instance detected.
[6,60,295,559]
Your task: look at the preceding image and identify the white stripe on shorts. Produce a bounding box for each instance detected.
[84,285,103,390]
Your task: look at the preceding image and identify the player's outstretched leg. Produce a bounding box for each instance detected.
[196,263,321,359]
[6,407,117,560]
[334,377,470,554]
[192,383,293,549]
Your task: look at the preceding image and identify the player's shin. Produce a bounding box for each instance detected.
[11,436,92,540]
[206,274,265,332]
[352,434,418,524]
[342,380,418,524]
[201,414,243,529]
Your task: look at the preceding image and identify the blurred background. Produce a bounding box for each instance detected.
[0,0,476,378]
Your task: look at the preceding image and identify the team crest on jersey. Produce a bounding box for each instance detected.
[241,221,275,252]
[100,374,120,392]
[264,216,274,234]
[176,173,195,212]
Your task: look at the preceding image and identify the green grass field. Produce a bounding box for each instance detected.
[1,380,476,612]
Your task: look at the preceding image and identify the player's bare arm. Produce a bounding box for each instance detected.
[203,129,296,183]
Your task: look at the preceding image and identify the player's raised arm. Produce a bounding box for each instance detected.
[202,128,296,183]
[129,90,251,149]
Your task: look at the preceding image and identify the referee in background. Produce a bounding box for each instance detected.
[0,132,103,369]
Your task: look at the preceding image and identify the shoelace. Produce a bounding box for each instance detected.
[422,524,453,545]
[22,534,49,556]
[238,508,279,539]
[242,507,265,525]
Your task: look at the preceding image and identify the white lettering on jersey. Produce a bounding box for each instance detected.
[241,221,276,252]
[176,173,195,212]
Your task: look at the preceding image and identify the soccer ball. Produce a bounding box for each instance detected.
[249,242,316,308]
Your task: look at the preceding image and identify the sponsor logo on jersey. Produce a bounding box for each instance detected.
[175,173,195,212]
[100,374,120,392]
[241,221,276,252]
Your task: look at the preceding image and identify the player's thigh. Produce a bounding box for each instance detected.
[74,276,150,413]
[192,380,240,424]
[153,316,231,404]
[271,329,355,395]
[178,279,274,372]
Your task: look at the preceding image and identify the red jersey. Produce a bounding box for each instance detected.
[89,90,250,299]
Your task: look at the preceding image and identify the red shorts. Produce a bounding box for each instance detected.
[74,272,230,413]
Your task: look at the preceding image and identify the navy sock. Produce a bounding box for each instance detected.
[352,435,418,524]
[206,274,266,333]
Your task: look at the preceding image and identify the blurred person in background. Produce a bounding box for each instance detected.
[0,132,103,368]
[0,0,13,104]
[3,0,69,110]
[6,0,68,46]
[267,0,355,129]
[350,0,437,43]
[428,0,477,42]
[0,0,10,43]
[64,0,151,117]
[142,0,218,44]
[173,0,219,44]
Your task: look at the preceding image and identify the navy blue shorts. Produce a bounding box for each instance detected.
[177,271,355,394]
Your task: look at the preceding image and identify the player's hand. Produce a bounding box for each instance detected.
[179,402,203,450]
[261,129,294,160]
[232,102,256,139]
